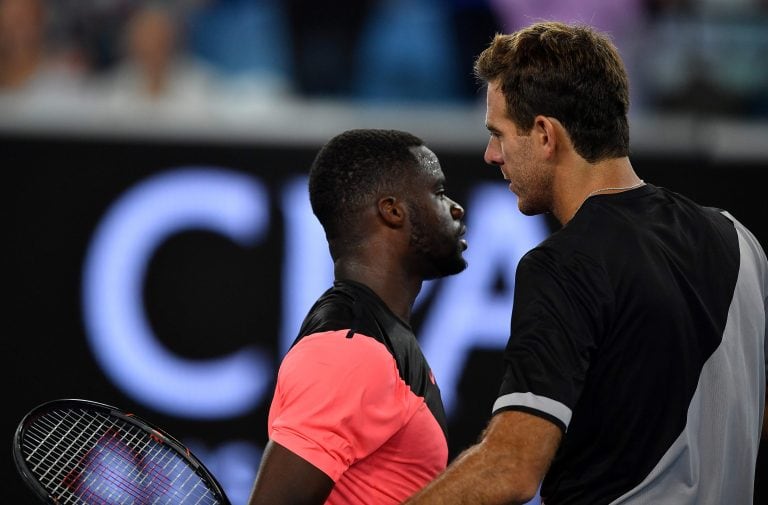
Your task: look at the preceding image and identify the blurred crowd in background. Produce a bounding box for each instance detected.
[1,0,767,122]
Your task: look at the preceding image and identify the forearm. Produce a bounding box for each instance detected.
[404,440,539,505]
[404,410,561,505]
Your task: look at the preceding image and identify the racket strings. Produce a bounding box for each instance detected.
[25,409,218,505]
[21,407,221,504]
[25,411,160,503]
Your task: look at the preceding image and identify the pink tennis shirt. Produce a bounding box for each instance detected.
[268,281,449,504]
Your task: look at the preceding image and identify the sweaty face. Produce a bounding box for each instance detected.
[484,81,553,216]
[406,146,468,280]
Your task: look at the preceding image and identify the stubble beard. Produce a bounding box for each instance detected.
[409,207,467,280]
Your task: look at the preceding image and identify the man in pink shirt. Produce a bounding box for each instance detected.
[248,129,469,504]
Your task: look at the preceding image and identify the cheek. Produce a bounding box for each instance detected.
[501,140,521,165]
[422,203,449,232]
[439,206,459,235]
[497,143,518,176]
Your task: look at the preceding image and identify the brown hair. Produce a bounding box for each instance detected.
[474,22,630,162]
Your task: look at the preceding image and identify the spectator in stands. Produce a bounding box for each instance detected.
[640,0,768,117]
[0,0,84,94]
[101,2,214,103]
[186,0,291,97]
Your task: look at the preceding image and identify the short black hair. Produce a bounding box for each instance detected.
[309,129,424,242]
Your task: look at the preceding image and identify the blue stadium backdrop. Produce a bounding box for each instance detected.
[5,135,767,504]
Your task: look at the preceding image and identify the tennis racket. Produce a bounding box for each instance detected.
[13,398,231,505]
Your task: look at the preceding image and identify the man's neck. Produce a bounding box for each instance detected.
[334,259,421,323]
[555,156,639,225]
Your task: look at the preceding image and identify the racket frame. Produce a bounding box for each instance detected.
[13,398,231,505]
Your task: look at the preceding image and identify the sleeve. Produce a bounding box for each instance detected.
[267,330,419,481]
[493,246,612,431]
[722,211,768,384]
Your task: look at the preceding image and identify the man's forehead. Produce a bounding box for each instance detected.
[486,82,506,119]
[409,145,443,179]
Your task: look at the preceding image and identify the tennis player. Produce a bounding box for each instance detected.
[247,129,468,504]
[406,21,768,505]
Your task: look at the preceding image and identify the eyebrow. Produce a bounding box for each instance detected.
[431,174,446,188]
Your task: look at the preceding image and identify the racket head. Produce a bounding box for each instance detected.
[13,398,231,505]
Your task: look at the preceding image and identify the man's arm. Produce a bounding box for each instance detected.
[247,440,334,505]
[404,410,562,505]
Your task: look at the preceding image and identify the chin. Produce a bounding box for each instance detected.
[429,256,467,279]
[518,201,546,217]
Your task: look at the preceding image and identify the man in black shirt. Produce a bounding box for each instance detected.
[407,21,768,505]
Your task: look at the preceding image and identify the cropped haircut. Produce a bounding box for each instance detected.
[309,129,423,242]
[474,22,630,162]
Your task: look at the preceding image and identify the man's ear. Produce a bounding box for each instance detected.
[377,196,407,228]
[533,115,559,160]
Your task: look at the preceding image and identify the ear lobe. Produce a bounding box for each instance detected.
[378,196,406,228]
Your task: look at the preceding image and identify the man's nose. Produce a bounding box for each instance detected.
[484,137,502,166]
[451,200,465,219]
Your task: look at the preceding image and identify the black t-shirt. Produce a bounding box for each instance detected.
[494,184,767,504]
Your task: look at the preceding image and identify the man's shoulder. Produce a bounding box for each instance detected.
[284,329,395,372]
[295,282,368,339]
